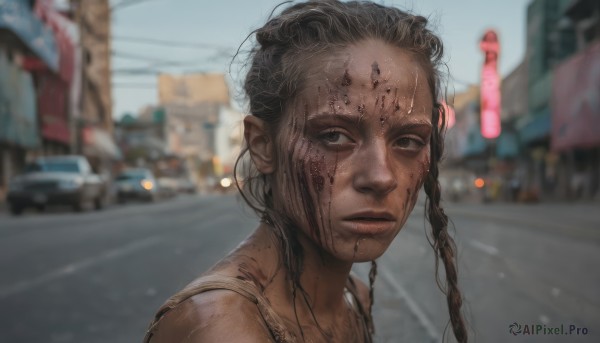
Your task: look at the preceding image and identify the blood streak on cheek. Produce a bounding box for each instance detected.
[309,152,325,193]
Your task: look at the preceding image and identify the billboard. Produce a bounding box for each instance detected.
[551,41,600,151]
[479,29,501,139]
[158,73,230,106]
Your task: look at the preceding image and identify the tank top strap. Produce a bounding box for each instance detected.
[144,274,297,343]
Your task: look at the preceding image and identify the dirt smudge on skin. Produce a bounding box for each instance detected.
[357,103,366,123]
[341,69,352,87]
[371,61,380,89]
[407,69,419,115]
[353,238,361,260]
[343,94,350,105]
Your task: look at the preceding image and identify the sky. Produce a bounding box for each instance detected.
[111,0,531,119]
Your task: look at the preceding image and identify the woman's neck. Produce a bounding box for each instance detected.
[247,223,353,318]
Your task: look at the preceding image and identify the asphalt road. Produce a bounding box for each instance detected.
[0,194,598,343]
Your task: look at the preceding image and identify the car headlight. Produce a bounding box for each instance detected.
[141,179,154,190]
[59,178,83,190]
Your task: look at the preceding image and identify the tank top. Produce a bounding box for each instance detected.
[143,274,373,343]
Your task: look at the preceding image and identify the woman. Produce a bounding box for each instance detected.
[144,1,467,342]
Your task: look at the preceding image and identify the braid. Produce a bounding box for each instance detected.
[367,260,377,334]
[424,103,468,342]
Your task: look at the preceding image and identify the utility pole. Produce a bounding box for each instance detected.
[71,0,113,137]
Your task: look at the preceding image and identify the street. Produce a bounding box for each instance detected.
[0,194,598,343]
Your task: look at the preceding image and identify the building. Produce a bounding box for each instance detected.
[72,0,120,173]
[518,0,577,200]
[156,73,241,190]
[550,0,600,199]
[0,0,60,200]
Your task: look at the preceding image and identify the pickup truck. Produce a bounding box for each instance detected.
[6,155,106,215]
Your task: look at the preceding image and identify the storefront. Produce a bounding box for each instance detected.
[0,0,58,198]
[551,40,600,199]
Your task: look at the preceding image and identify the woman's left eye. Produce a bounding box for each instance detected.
[394,137,426,151]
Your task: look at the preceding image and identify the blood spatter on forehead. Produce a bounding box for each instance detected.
[341,69,352,87]
[343,94,350,105]
[407,70,419,115]
[371,61,381,89]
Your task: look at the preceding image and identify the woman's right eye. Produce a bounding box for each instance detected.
[318,130,353,146]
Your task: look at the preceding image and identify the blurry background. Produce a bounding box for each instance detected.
[0,0,598,342]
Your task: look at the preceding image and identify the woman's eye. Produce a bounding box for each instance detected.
[319,130,353,145]
[395,137,425,151]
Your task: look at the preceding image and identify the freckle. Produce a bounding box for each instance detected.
[386,87,391,94]
[343,94,350,105]
[372,79,379,89]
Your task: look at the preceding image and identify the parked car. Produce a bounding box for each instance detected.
[114,168,159,203]
[6,155,106,215]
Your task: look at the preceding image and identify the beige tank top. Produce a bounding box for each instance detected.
[143,274,373,343]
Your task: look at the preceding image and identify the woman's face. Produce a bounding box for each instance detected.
[272,39,433,263]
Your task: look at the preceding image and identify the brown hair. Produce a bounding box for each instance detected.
[234,1,467,341]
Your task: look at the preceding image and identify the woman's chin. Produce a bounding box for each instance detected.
[333,239,389,263]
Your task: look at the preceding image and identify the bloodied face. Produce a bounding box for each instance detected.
[271,39,433,262]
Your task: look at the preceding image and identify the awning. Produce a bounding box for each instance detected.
[82,127,122,160]
[518,108,551,145]
[0,0,59,72]
[496,131,519,158]
[463,125,488,157]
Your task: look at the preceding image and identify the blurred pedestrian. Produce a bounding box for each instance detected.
[144,1,467,342]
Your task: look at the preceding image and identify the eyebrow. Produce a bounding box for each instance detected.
[306,112,432,129]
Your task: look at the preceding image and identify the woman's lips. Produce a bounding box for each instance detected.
[341,211,397,235]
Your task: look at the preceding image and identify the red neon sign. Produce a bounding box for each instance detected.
[479,30,501,139]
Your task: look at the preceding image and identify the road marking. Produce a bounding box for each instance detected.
[469,239,499,256]
[0,236,161,299]
[379,266,439,341]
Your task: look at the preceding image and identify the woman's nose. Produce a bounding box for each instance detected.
[352,141,397,196]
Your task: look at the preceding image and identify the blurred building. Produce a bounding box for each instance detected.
[550,0,600,199]
[114,107,167,166]
[0,0,62,199]
[516,0,577,200]
[72,0,120,173]
[156,73,243,191]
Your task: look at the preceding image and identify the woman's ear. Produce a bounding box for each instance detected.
[243,115,275,174]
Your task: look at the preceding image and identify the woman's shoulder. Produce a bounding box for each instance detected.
[146,275,275,343]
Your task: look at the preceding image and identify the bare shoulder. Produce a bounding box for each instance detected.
[348,274,371,311]
[147,289,275,343]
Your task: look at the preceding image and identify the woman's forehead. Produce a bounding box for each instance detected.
[300,39,431,101]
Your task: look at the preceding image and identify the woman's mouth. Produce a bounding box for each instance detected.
[341,211,396,235]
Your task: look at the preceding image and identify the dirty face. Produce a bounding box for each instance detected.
[271,39,433,263]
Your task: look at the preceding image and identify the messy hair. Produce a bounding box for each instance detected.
[234,1,467,342]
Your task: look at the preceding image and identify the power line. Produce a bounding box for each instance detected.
[112,35,231,51]
[111,0,160,12]
[113,82,157,89]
